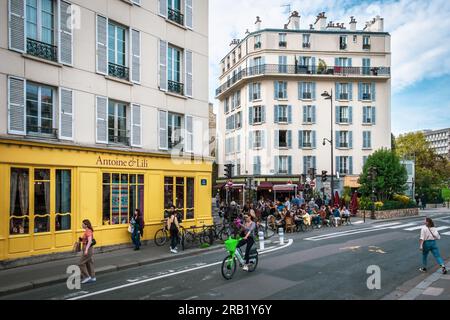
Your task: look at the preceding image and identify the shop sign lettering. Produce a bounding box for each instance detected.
[96,156,149,168]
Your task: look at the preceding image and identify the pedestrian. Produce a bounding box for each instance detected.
[419,218,447,274]
[237,214,257,271]
[130,209,143,251]
[167,206,180,253]
[215,192,221,209]
[78,219,96,284]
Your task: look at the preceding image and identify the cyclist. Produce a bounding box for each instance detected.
[237,214,256,271]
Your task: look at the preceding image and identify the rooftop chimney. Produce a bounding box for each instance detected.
[314,12,327,30]
[349,16,357,31]
[255,16,262,31]
[287,11,300,30]
[373,15,384,32]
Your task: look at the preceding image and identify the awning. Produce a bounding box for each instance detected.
[257,182,274,190]
[273,184,298,191]
[344,176,361,188]
[230,184,245,189]
[213,183,225,189]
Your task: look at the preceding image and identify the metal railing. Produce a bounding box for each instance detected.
[108,63,129,81]
[168,8,184,25]
[168,80,184,95]
[339,93,349,100]
[363,44,371,50]
[279,41,287,47]
[339,143,349,148]
[302,142,313,148]
[362,93,372,100]
[216,64,390,96]
[340,43,347,50]
[27,126,58,138]
[108,135,130,146]
[254,42,262,49]
[302,43,311,48]
[26,38,57,62]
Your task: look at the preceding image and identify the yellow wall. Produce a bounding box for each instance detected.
[0,140,212,261]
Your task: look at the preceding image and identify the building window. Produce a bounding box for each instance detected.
[362,83,372,100]
[26,0,57,61]
[108,101,129,145]
[304,105,314,123]
[363,36,371,50]
[164,177,195,220]
[302,82,313,100]
[278,56,288,73]
[363,131,372,149]
[340,35,347,50]
[303,156,316,175]
[167,0,184,25]
[339,157,349,174]
[224,97,229,113]
[254,34,261,49]
[26,82,56,137]
[254,130,262,148]
[168,46,184,95]
[238,46,242,59]
[10,168,30,234]
[33,169,50,233]
[102,173,144,225]
[253,106,262,123]
[252,83,261,100]
[108,21,129,80]
[302,131,312,148]
[275,81,288,99]
[302,34,311,48]
[339,131,349,148]
[279,33,287,47]
[339,83,349,100]
[168,112,184,149]
[279,130,288,148]
[55,169,71,231]
[339,106,350,123]
[277,156,290,174]
[363,106,376,124]
[277,105,288,123]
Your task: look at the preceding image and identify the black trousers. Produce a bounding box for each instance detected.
[170,228,179,250]
[237,237,255,264]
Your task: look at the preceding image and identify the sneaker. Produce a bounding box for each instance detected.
[442,266,448,275]
[81,277,92,284]
[419,267,427,273]
[89,278,97,283]
[242,265,249,271]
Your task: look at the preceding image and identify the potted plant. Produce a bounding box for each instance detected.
[317,59,327,74]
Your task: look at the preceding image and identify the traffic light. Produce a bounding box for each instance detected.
[224,164,234,179]
[322,170,328,182]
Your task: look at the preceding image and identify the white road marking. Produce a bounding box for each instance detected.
[436,226,450,232]
[388,223,417,229]
[404,226,424,231]
[304,223,402,241]
[442,232,450,236]
[353,221,364,225]
[67,239,294,300]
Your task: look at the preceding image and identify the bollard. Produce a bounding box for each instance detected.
[258,231,265,250]
[278,228,284,245]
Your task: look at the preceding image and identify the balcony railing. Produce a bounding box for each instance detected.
[168,80,184,95]
[277,117,288,123]
[362,93,372,100]
[279,41,287,47]
[302,43,311,48]
[27,38,57,62]
[339,93,349,100]
[302,92,312,100]
[108,135,130,146]
[216,64,390,96]
[339,143,349,148]
[254,42,262,49]
[340,43,347,50]
[302,142,312,148]
[363,44,371,50]
[168,8,184,25]
[108,63,129,81]
[339,118,350,124]
[27,126,58,138]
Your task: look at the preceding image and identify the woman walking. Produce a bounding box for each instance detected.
[419,217,447,274]
[79,219,96,284]
[130,209,144,251]
[167,206,180,254]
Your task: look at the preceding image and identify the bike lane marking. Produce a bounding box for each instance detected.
[67,239,294,300]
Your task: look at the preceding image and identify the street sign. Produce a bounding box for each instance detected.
[310,180,316,188]
[323,182,331,188]
[306,177,311,183]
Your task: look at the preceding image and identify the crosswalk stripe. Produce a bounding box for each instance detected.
[442,232,450,236]
[436,226,450,231]
[405,226,424,231]
[388,223,417,229]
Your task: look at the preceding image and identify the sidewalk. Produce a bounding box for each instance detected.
[0,241,225,297]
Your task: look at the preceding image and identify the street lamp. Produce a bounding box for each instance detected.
[321,90,334,205]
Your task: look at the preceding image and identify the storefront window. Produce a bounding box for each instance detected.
[10,168,30,235]
[55,170,71,231]
[164,177,195,220]
[103,173,144,225]
[34,169,50,233]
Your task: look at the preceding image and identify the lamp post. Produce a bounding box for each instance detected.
[321,90,334,205]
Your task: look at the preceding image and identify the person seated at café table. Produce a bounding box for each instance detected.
[340,205,351,225]
[310,208,322,228]
[318,206,329,226]
[332,206,341,227]
[302,209,312,226]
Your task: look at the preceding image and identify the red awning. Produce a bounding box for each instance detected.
[273,184,298,191]
[258,182,274,190]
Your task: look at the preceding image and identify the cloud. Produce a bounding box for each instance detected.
[209,0,450,102]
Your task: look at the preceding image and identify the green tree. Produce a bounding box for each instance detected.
[358,148,408,202]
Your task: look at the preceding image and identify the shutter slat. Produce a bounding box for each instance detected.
[185,0,193,29]
[159,110,168,149]
[131,104,142,147]
[59,88,74,140]
[96,15,108,74]
[8,76,25,135]
[131,29,141,83]
[59,1,73,65]
[185,50,193,97]
[9,0,26,52]
[96,96,108,143]
[159,40,168,91]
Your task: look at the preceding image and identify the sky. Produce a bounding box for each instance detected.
[208,0,450,136]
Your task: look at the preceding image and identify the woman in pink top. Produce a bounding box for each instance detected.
[419,217,447,274]
[78,219,96,284]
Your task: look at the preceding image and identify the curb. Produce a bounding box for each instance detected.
[0,242,241,297]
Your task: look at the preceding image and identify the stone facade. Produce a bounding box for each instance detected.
[356,208,419,220]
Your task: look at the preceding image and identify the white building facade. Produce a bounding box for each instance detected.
[423,128,450,159]
[216,12,391,197]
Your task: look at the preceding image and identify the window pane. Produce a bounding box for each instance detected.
[34,216,50,233]
[35,168,50,181]
[55,170,71,214]
[129,184,136,220]
[103,183,111,225]
[34,180,50,215]
[176,185,184,215]
[111,183,120,224]
[10,168,30,219]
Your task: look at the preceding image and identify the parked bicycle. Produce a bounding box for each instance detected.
[154,219,186,248]
[221,237,258,280]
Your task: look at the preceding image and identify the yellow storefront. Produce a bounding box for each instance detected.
[0,139,213,262]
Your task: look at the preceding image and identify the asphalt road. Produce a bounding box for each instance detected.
[3,212,450,300]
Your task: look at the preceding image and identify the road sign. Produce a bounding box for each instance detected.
[310,180,316,188]
[323,182,331,188]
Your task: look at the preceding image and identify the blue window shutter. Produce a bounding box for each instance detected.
[303,156,307,175]
[288,105,292,123]
[358,82,362,101]
[312,82,316,100]
[283,82,288,99]
[249,107,253,125]
[312,156,317,171]
[363,131,367,148]
[299,130,303,149]
[349,106,353,124]
[371,83,376,101]
[372,107,376,125]
[274,156,279,174]
[348,58,352,67]
[336,131,340,146]
[312,105,316,123]
[303,105,307,123]
[312,131,317,149]
[368,131,372,148]
[349,157,353,175]
[349,131,353,149]
[335,83,339,101]
[274,105,279,123]
[287,130,292,149]
[336,106,340,124]
[335,57,339,67]
[312,57,316,73]
[249,84,253,102]
[298,82,303,100]
[274,81,278,100]
[249,131,253,149]
[336,156,340,174]
[275,130,279,148]
[288,156,293,175]
[261,105,266,123]
[349,83,353,100]
[363,107,367,123]
[261,130,266,148]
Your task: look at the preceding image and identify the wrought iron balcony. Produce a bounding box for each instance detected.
[108,135,130,146]
[340,43,347,50]
[108,63,129,81]
[339,118,350,124]
[302,92,312,100]
[302,42,311,48]
[168,80,184,95]
[26,38,57,62]
[254,42,262,49]
[339,93,349,100]
[363,44,371,50]
[302,142,312,148]
[277,117,288,123]
[27,126,58,138]
[215,64,390,96]
[362,93,372,100]
[339,143,349,148]
[279,41,287,47]
[168,8,184,25]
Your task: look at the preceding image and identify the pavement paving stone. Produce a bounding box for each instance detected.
[421,287,444,296]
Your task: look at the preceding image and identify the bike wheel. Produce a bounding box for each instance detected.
[183,231,194,249]
[221,255,237,280]
[154,229,168,246]
[247,251,259,273]
[264,226,275,239]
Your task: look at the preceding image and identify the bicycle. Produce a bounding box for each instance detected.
[154,219,186,248]
[256,218,275,240]
[182,224,212,249]
[221,237,258,280]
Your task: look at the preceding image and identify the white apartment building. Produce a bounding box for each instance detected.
[423,128,450,158]
[0,0,212,261]
[216,11,391,201]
